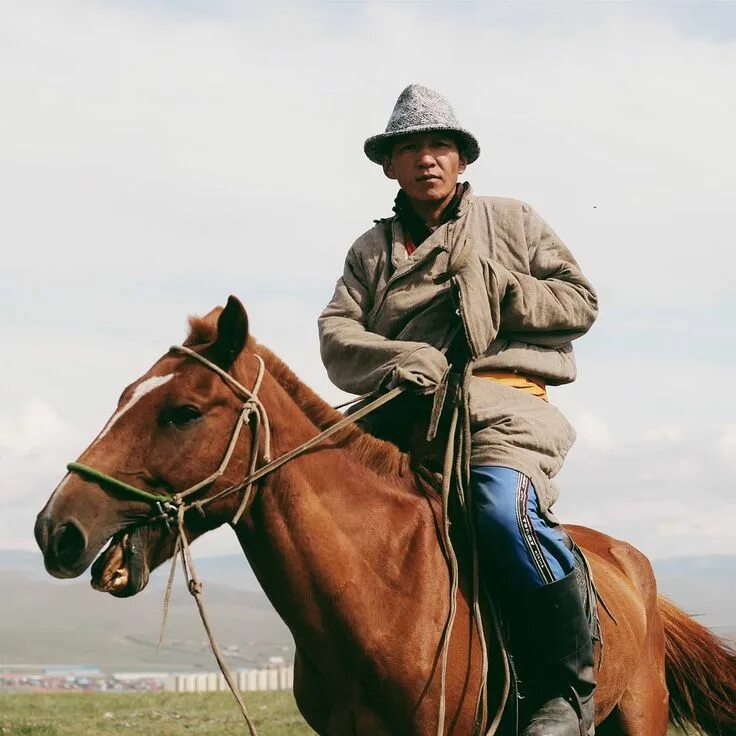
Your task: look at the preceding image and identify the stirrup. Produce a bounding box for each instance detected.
[568,686,595,736]
[522,691,594,736]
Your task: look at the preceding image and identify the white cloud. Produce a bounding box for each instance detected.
[643,425,684,444]
[655,501,736,553]
[719,425,736,464]
[0,400,81,550]
[0,399,73,457]
[571,411,615,452]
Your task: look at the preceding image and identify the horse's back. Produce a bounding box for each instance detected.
[567,524,658,599]
[566,523,660,645]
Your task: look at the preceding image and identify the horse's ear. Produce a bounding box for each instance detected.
[210,296,249,370]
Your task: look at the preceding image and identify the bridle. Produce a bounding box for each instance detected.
[68,344,272,528]
[64,343,405,735]
[68,344,403,525]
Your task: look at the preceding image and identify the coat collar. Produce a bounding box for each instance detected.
[392,181,473,241]
[387,182,475,273]
[393,181,468,247]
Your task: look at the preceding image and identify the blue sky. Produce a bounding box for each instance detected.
[1,0,735,562]
[120,1,736,42]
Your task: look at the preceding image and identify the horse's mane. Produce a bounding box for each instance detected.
[186,313,408,479]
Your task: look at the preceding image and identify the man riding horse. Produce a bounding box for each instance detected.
[319,84,599,736]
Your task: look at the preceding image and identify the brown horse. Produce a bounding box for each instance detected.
[35,297,736,735]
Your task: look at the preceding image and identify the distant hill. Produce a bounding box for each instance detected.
[0,550,291,672]
[1,549,733,673]
[0,549,261,590]
[0,550,51,581]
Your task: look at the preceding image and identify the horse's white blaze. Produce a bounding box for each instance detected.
[45,473,72,515]
[94,373,175,444]
[45,374,174,514]
[44,374,174,515]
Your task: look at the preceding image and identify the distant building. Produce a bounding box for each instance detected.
[167,663,294,693]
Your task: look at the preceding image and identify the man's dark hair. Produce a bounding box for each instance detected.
[383,130,465,161]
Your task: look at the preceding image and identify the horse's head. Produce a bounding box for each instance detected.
[34,296,256,597]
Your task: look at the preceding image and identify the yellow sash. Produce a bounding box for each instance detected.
[474,370,548,402]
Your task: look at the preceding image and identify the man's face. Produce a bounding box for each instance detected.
[382,132,467,203]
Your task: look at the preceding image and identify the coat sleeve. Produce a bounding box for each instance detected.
[494,204,598,347]
[318,246,448,396]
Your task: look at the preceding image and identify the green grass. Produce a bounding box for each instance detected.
[0,691,315,736]
[0,692,693,735]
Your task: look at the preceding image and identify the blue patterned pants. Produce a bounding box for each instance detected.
[470,465,575,592]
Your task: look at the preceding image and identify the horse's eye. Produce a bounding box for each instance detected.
[160,405,202,427]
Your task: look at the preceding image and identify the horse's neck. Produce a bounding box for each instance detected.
[230,374,446,676]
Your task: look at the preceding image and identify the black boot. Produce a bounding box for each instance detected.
[516,571,596,736]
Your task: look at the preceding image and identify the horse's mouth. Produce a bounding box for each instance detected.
[90,526,150,597]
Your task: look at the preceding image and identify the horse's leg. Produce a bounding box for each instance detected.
[588,632,669,736]
[326,704,395,736]
[615,619,669,735]
[596,644,668,736]
[293,649,394,736]
[615,665,669,736]
[293,648,332,735]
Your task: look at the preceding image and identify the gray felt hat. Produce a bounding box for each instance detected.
[364,84,480,165]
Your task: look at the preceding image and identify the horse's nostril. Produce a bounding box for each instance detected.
[53,521,86,567]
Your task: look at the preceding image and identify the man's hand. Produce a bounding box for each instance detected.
[385,344,449,395]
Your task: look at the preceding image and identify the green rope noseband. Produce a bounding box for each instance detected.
[66,462,174,504]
